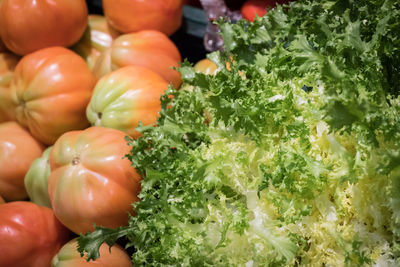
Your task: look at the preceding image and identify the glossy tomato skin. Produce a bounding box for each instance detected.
[87,66,169,138]
[10,46,95,145]
[51,238,132,267]
[103,0,183,36]
[241,0,289,21]
[0,121,45,201]
[72,15,120,71]
[48,126,142,234]
[0,0,88,55]
[0,52,19,122]
[93,30,182,88]
[24,146,52,208]
[0,201,70,267]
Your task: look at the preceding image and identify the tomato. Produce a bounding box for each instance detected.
[103,0,183,36]
[0,121,45,201]
[10,46,95,145]
[93,30,182,88]
[0,52,19,122]
[24,146,52,208]
[51,238,132,267]
[72,15,120,71]
[0,195,4,204]
[194,58,219,75]
[87,66,169,138]
[241,0,290,22]
[0,0,88,55]
[0,201,70,267]
[48,126,142,234]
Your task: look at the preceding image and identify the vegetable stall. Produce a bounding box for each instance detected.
[0,0,399,266]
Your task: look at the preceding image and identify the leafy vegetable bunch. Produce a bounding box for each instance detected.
[79,0,400,266]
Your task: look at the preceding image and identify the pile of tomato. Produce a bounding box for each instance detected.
[0,0,285,266]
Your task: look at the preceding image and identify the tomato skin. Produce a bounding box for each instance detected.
[87,66,169,138]
[93,30,182,88]
[0,201,70,267]
[72,15,120,71]
[194,58,219,75]
[241,0,289,22]
[103,0,183,36]
[0,195,5,204]
[10,46,95,145]
[0,121,45,201]
[24,146,52,208]
[0,52,20,122]
[51,238,132,267]
[48,126,142,234]
[0,0,88,55]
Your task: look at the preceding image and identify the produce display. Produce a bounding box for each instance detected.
[0,0,399,266]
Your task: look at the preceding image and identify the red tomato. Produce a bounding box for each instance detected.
[92,30,182,88]
[48,126,142,234]
[0,52,20,122]
[72,15,120,71]
[51,238,132,267]
[10,47,95,145]
[0,121,45,201]
[103,0,183,36]
[87,66,169,138]
[241,0,290,22]
[0,201,70,267]
[0,0,88,55]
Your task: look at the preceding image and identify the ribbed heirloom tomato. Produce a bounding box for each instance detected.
[0,52,19,122]
[87,66,169,138]
[0,121,45,201]
[10,46,95,145]
[48,126,142,234]
[0,201,70,267]
[92,30,182,88]
[0,0,88,55]
[103,0,183,36]
[51,238,132,267]
[72,15,120,71]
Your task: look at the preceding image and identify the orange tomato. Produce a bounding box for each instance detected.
[0,0,88,55]
[0,52,19,122]
[0,121,45,201]
[194,58,219,75]
[72,15,120,71]
[10,46,95,145]
[51,238,132,267]
[48,126,142,234]
[103,0,183,36]
[93,30,182,88]
[0,201,70,267]
[87,66,169,138]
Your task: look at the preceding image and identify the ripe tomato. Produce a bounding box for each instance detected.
[93,30,181,88]
[0,201,70,267]
[241,0,290,22]
[48,126,142,234]
[0,0,88,55]
[72,15,120,71]
[24,146,52,208]
[10,46,95,145]
[51,238,132,267]
[87,66,169,138]
[92,30,182,88]
[103,0,183,36]
[0,121,45,201]
[0,52,20,122]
